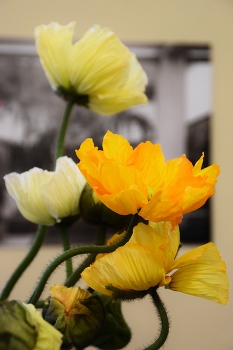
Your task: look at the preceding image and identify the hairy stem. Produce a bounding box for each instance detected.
[60,226,73,279]
[27,214,138,305]
[0,225,47,301]
[54,99,74,164]
[144,288,169,350]
[64,224,107,287]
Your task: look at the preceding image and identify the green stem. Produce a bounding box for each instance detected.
[54,99,75,164]
[144,288,169,350]
[60,227,73,279]
[0,225,47,301]
[27,214,138,305]
[35,300,45,309]
[53,99,74,281]
[65,224,107,287]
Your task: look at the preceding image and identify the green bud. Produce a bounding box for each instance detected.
[92,293,131,349]
[79,183,129,229]
[0,300,62,350]
[42,285,105,349]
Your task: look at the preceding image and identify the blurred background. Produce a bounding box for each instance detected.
[0,41,211,244]
[0,1,232,349]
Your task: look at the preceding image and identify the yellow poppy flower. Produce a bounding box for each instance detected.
[4,156,86,225]
[76,131,220,225]
[34,22,148,115]
[81,222,228,304]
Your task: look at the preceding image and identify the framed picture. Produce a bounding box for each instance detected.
[0,40,211,244]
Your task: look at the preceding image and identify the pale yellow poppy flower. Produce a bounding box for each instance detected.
[76,131,220,226]
[0,300,62,350]
[81,222,228,304]
[34,22,148,115]
[4,156,86,225]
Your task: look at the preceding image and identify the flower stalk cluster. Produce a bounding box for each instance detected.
[0,21,229,350]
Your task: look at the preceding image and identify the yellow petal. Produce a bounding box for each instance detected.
[102,130,133,164]
[82,243,165,295]
[127,141,165,188]
[35,23,148,115]
[70,25,132,95]
[77,132,219,222]
[35,22,75,90]
[169,243,229,304]
[50,285,91,313]
[97,186,148,215]
[81,222,176,295]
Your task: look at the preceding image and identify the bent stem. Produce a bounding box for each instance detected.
[27,214,138,305]
[0,225,47,301]
[65,224,107,287]
[60,227,73,279]
[144,288,169,350]
[54,99,75,164]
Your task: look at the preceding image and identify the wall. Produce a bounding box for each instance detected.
[0,1,233,349]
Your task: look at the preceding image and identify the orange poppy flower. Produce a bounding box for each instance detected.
[76,131,220,225]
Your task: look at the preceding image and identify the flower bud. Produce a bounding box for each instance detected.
[4,156,86,226]
[42,285,105,349]
[92,293,131,349]
[0,300,62,350]
[79,183,129,229]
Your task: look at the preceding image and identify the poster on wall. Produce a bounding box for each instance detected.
[0,40,211,244]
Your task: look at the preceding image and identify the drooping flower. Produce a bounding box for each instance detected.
[34,22,148,115]
[81,222,228,304]
[76,131,220,226]
[43,285,105,348]
[0,300,62,350]
[4,156,86,225]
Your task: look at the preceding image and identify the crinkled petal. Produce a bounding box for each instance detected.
[42,157,86,222]
[50,285,91,313]
[98,186,148,215]
[82,242,165,295]
[102,130,133,163]
[89,91,148,115]
[4,169,55,225]
[77,132,219,222]
[35,22,75,90]
[169,243,229,304]
[35,23,148,115]
[70,25,132,95]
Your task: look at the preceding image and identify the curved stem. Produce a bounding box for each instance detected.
[144,288,169,350]
[64,224,107,287]
[60,227,73,279]
[54,99,75,164]
[0,225,47,301]
[27,214,138,305]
